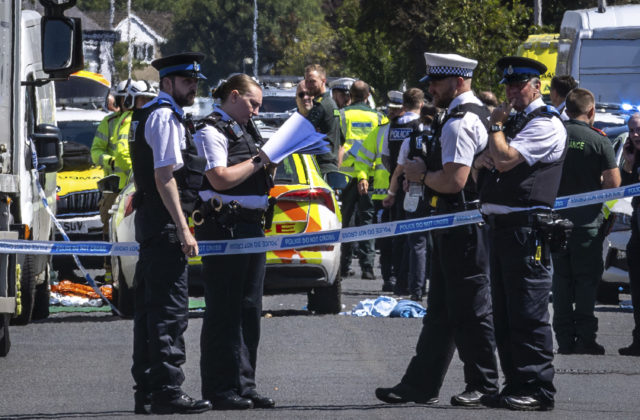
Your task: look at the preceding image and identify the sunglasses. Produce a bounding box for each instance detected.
[297,91,311,99]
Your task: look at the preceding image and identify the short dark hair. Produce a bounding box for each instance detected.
[477,91,498,107]
[350,80,370,103]
[565,88,594,119]
[551,75,578,98]
[403,88,424,109]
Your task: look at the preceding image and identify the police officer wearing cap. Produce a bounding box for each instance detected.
[192,74,275,410]
[475,56,567,411]
[128,52,211,414]
[376,53,499,408]
[331,77,354,109]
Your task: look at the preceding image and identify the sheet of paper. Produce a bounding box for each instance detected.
[261,112,329,163]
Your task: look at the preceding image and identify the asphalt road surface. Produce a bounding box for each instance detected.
[1,267,640,419]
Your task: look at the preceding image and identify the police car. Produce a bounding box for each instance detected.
[109,100,343,317]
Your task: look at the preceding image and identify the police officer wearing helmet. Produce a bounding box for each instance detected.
[192,74,275,410]
[128,52,211,415]
[376,53,499,408]
[331,77,355,109]
[475,56,567,411]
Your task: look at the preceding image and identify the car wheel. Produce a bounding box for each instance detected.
[31,262,51,321]
[11,255,36,326]
[113,257,135,319]
[597,281,620,305]
[307,272,342,314]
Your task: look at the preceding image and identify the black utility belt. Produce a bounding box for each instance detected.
[192,195,276,231]
[483,210,550,228]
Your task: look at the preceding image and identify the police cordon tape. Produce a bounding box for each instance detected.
[3,182,640,258]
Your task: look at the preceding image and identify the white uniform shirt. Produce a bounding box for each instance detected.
[143,91,185,171]
[481,96,567,215]
[193,106,268,210]
[398,92,487,167]
[557,101,569,121]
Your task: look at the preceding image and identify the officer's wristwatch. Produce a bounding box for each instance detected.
[252,155,262,164]
[489,123,504,133]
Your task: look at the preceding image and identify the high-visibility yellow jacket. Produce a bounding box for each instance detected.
[91,110,132,189]
[354,123,391,200]
[339,103,387,180]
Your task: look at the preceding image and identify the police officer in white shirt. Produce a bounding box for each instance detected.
[475,56,567,411]
[192,74,275,411]
[376,53,499,408]
[128,52,211,415]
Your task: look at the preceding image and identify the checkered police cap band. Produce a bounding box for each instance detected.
[427,65,474,78]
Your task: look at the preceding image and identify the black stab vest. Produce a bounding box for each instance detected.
[478,106,567,208]
[197,113,271,197]
[129,101,206,242]
[387,116,422,175]
[410,103,490,213]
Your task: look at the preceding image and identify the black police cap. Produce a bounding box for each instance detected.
[497,56,547,84]
[151,52,206,80]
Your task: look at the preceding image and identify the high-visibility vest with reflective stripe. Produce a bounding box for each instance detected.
[110,110,133,189]
[91,110,124,169]
[339,103,387,179]
[354,123,391,200]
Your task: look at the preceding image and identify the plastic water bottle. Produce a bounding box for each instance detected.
[404,182,422,212]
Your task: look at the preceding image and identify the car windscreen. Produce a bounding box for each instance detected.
[57,120,101,148]
[260,96,296,113]
[274,155,301,185]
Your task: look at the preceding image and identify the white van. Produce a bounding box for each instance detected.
[557,4,640,106]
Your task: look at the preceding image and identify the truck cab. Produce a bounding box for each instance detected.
[0,0,83,355]
[558,4,640,106]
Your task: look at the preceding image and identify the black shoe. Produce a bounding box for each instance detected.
[134,391,151,415]
[410,293,422,302]
[382,281,395,292]
[574,340,605,355]
[480,392,503,408]
[450,390,486,407]
[361,270,376,280]
[503,395,554,411]
[619,342,640,356]
[341,268,356,277]
[243,391,275,408]
[150,393,212,414]
[210,394,254,410]
[375,384,438,405]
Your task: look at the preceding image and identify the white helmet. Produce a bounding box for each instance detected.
[124,80,158,108]
[114,80,129,97]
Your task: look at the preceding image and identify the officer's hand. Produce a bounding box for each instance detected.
[490,101,513,125]
[358,179,369,195]
[474,150,495,170]
[382,194,395,208]
[404,158,426,183]
[178,227,198,257]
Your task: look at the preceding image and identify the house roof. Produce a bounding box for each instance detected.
[84,10,172,39]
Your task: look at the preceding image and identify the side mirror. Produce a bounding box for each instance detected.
[41,16,84,78]
[32,124,63,173]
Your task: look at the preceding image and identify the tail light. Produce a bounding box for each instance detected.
[277,188,335,213]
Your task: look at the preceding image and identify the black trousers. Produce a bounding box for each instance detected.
[626,209,640,344]
[488,224,555,402]
[374,200,393,282]
[401,223,498,397]
[406,203,431,296]
[131,225,189,399]
[391,188,409,293]
[340,178,375,271]
[195,219,265,400]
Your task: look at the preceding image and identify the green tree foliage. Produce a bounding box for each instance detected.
[163,0,332,84]
[112,41,146,81]
[352,0,531,97]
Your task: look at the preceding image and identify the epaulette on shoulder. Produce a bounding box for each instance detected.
[195,112,222,130]
[589,126,607,137]
[540,105,561,118]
